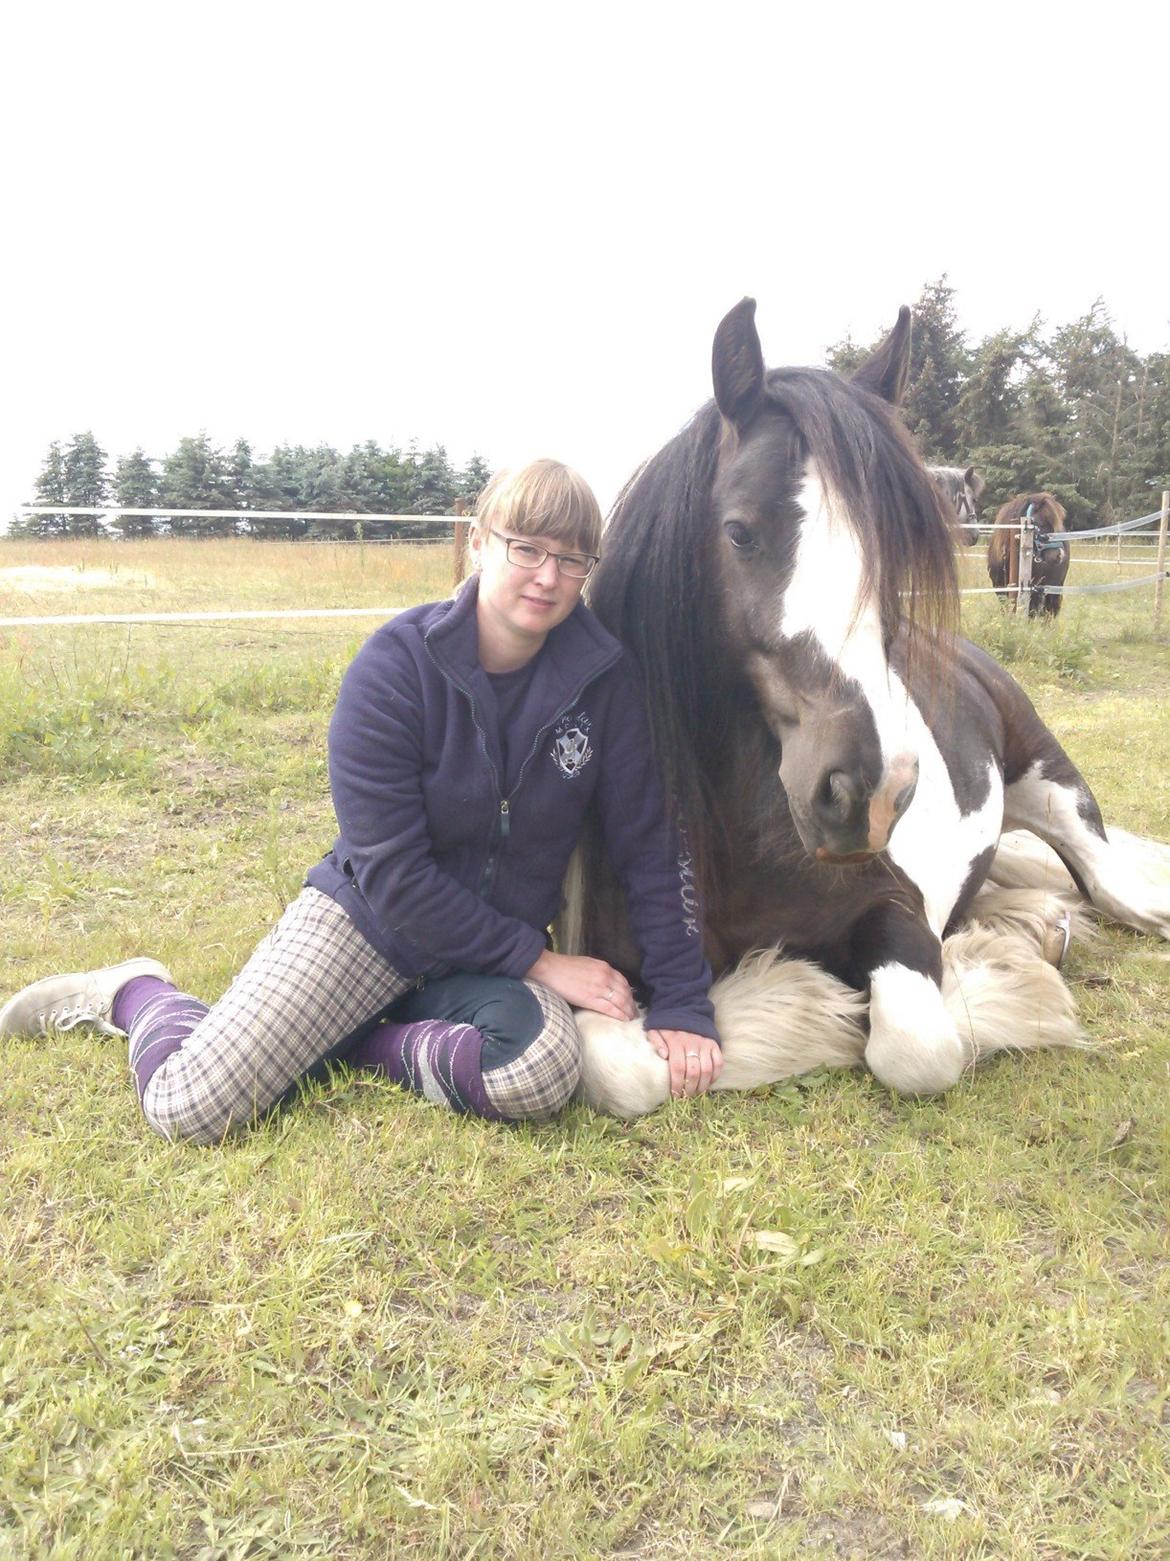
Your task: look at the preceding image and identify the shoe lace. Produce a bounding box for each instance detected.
[39,996,100,1031]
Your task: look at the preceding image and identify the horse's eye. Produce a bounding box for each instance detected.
[724,521,756,552]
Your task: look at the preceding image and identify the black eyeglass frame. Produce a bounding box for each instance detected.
[487,528,600,580]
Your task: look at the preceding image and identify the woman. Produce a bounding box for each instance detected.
[1,461,720,1142]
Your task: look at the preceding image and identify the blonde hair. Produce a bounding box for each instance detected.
[473,459,603,554]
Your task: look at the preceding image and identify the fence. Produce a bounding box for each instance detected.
[0,509,468,629]
[3,498,1169,632]
[958,490,1169,631]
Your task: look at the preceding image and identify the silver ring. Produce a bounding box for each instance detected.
[685,1050,700,1059]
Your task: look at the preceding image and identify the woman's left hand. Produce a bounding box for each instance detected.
[648,1029,723,1099]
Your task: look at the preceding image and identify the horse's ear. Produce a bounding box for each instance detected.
[852,306,912,405]
[965,466,986,499]
[713,297,765,429]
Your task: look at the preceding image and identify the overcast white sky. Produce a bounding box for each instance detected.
[3,1,1167,522]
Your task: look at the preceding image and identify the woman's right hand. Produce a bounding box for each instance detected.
[525,950,639,1020]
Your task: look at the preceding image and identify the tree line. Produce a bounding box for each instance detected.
[14,280,1170,540]
[14,438,492,540]
[827,280,1169,529]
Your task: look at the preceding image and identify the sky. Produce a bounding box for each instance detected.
[4,0,1167,522]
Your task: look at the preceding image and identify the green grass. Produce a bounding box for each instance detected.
[2,540,1169,1558]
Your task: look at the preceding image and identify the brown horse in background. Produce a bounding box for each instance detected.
[988,493,1070,617]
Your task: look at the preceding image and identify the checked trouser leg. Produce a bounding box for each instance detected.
[129,889,414,1144]
[125,888,582,1143]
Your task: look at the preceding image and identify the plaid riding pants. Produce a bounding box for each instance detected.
[138,888,581,1143]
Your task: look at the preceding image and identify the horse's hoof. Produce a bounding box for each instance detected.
[1042,911,1072,969]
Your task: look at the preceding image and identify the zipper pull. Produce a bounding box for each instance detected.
[499,799,510,838]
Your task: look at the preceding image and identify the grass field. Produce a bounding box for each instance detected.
[2,538,1168,1559]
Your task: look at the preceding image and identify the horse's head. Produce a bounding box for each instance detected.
[710,298,957,862]
[927,465,984,546]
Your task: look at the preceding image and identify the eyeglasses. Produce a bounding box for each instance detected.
[488,529,599,580]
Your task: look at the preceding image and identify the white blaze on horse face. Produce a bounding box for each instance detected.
[779,466,915,770]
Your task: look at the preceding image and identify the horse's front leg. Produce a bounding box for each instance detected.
[851,899,968,1095]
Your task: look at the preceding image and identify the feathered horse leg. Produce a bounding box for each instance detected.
[574,950,865,1119]
[574,906,1088,1119]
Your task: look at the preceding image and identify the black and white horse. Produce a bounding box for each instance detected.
[568,301,1170,1116]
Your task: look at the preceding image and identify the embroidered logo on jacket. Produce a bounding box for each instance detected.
[550,711,593,780]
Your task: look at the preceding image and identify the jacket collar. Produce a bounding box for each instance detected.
[423,575,623,698]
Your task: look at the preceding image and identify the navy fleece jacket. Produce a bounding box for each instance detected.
[305,578,716,1040]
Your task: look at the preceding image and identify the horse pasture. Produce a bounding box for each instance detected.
[2,537,1168,1559]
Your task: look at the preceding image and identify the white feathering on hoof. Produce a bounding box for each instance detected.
[710,948,865,1090]
[574,949,865,1119]
[941,922,1085,1061]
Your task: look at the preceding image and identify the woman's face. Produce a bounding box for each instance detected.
[470,524,589,660]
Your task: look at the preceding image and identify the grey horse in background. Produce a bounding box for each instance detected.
[928,465,985,545]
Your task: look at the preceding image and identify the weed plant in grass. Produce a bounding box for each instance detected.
[2,540,1169,1558]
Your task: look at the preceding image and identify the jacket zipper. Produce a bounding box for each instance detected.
[424,641,619,891]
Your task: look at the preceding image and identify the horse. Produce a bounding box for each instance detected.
[928,464,985,546]
[566,299,1170,1116]
[987,493,1071,617]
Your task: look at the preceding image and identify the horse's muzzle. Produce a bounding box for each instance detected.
[808,754,919,860]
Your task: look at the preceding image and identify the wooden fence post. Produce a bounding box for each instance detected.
[452,498,469,588]
[1154,488,1169,633]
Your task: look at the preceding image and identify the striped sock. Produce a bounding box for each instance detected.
[346,1019,500,1120]
[116,978,210,1105]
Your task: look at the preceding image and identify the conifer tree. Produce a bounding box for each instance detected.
[458,454,493,504]
[227,440,257,514]
[160,436,235,536]
[112,450,158,537]
[901,277,968,460]
[62,431,110,536]
[408,444,457,515]
[27,441,69,536]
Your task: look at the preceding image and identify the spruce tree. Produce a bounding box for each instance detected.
[458,454,493,504]
[112,450,158,537]
[28,441,69,537]
[159,436,235,536]
[902,278,968,460]
[408,444,458,527]
[62,431,110,536]
[227,439,257,515]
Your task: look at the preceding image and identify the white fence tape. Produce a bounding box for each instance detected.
[0,606,407,629]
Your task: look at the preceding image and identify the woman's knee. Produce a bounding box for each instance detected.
[139,1068,265,1146]
[481,984,581,1121]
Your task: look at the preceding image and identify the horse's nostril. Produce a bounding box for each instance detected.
[820,770,859,820]
[893,777,918,816]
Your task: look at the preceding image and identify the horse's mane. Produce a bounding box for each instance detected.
[990,493,1067,568]
[589,367,958,885]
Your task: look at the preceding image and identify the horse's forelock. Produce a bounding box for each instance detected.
[762,369,959,656]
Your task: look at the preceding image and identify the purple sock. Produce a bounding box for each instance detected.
[113,975,175,1033]
[347,1019,500,1120]
[116,979,210,1105]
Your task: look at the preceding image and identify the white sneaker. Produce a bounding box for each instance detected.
[0,958,174,1039]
